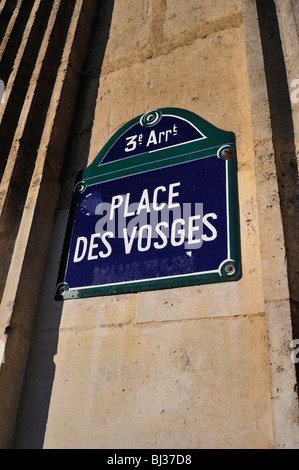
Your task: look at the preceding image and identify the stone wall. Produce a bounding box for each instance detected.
[0,0,298,449]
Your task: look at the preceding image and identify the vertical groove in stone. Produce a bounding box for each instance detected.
[0,0,49,179]
[0,0,81,304]
[0,1,18,44]
[0,0,22,59]
[0,0,35,83]
[241,0,299,448]
[0,0,8,18]
[257,0,299,393]
[290,0,299,38]
[0,0,97,449]
[0,0,58,302]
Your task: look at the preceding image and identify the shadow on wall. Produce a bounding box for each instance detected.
[13,0,115,449]
[256,0,299,390]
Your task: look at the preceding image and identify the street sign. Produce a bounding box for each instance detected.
[55,108,241,300]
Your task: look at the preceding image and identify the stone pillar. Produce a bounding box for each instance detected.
[0,0,298,449]
[0,0,97,449]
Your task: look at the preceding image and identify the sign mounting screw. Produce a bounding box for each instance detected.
[225,264,235,275]
[75,181,86,193]
[55,282,69,299]
[217,145,234,160]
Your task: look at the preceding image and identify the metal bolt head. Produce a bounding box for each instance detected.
[55,282,69,300]
[58,285,66,295]
[75,181,86,193]
[225,264,235,275]
[220,147,234,160]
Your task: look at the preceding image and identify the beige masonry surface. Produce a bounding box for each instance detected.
[0,0,298,449]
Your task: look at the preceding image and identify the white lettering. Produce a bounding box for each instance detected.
[202,213,217,241]
[152,186,166,211]
[136,189,150,214]
[110,182,181,221]
[123,193,135,217]
[74,233,113,262]
[153,222,168,249]
[146,130,157,146]
[74,236,88,262]
[123,226,138,254]
[110,195,124,220]
[125,135,137,152]
[158,131,165,143]
[165,129,172,141]
[99,232,113,258]
[168,182,181,208]
[88,233,100,260]
[137,224,152,252]
[171,218,185,246]
[187,214,201,244]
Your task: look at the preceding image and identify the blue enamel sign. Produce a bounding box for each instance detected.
[56,108,241,300]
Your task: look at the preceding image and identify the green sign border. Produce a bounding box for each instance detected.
[56,108,242,300]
